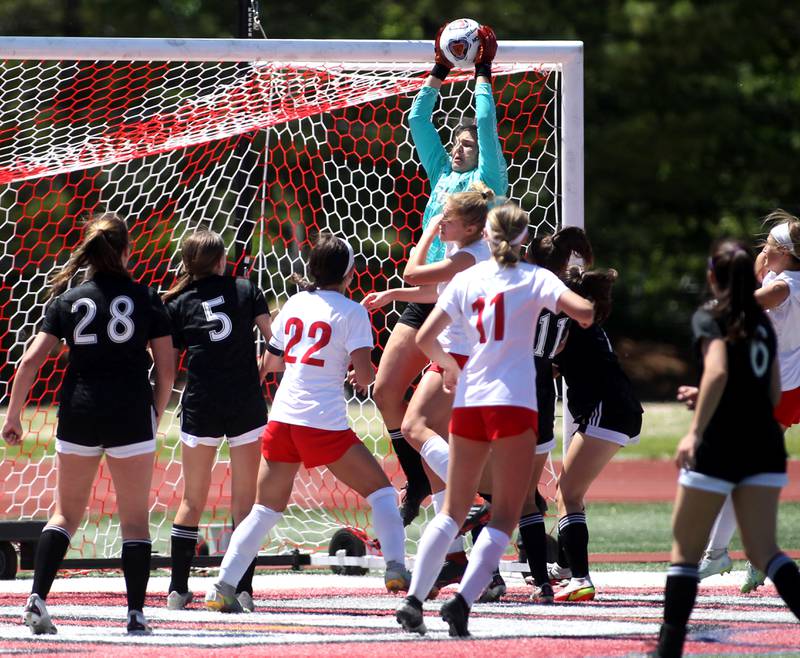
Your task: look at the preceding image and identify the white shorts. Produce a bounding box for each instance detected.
[578,422,640,447]
[535,438,556,455]
[180,423,265,449]
[679,468,789,495]
[56,438,156,458]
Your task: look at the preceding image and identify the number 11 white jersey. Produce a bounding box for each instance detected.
[268,290,373,430]
[436,259,568,411]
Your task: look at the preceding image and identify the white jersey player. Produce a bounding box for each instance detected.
[396,201,594,638]
[205,233,411,612]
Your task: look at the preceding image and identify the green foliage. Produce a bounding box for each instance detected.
[2,0,798,346]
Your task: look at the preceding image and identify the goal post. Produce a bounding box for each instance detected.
[0,36,583,569]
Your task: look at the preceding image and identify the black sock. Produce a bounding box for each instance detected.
[659,563,698,657]
[31,525,71,599]
[236,558,257,594]
[557,529,569,568]
[122,540,152,612]
[169,524,198,594]
[390,430,430,498]
[766,553,800,619]
[558,512,589,578]
[519,513,548,586]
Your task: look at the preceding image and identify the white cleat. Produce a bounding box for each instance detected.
[547,561,572,583]
[698,549,733,580]
[23,594,57,635]
[166,590,194,610]
[741,561,767,593]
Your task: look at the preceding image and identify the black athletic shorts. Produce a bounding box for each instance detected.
[180,395,267,440]
[57,404,155,448]
[396,302,435,330]
[573,397,642,447]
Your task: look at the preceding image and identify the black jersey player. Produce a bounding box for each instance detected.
[654,240,800,658]
[549,267,643,602]
[162,230,272,611]
[520,226,593,603]
[1,213,175,635]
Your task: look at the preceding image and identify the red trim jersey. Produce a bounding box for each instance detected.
[267,290,373,431]
[436,260,567,411]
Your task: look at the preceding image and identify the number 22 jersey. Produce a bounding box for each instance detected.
[267,290,373,431]
[436,259,568,411]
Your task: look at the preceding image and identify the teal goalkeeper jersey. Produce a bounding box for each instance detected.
[408,81,508,263]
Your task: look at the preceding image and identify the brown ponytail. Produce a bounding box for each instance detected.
[709,239,762,342]
[447,181,495,231]
[528,226,594,274]
[485,201,529,266]
[48,212,130,298]
[564,267,618,325]
[163,230,226,302]
[291,232,353,292]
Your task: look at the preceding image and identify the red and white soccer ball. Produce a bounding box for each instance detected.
[439,18,481,68]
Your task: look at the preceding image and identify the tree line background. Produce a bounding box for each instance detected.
[2,0,799,397]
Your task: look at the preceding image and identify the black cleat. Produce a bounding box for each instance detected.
[399,481,430,527]
[459,496,491,536]
[396,595,426,635]
[440,592,471,638]
[650,623,686,658]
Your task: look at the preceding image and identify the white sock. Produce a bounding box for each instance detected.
[408,513,459,601]
[706,495,737,553]
[218,504,282,587]
[457,526,510,606]
[419,435,449,482]
[432,490,464,553]
[366,486,406,565]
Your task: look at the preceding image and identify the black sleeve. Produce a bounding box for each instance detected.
[165,298,185,351]
[251,281,269,318]
[148,288,173,340]
[691,307,722,347]
[40,298,64,339]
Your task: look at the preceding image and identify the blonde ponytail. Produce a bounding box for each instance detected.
[486,202,529,266]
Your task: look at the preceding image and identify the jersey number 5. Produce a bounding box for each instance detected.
[284,318,332,366]
[202,296,232,342]
[472,293,505,343]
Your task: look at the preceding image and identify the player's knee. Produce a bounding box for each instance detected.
[400,417,425,449]
[371,380,396,413]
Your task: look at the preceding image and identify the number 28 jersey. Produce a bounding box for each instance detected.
[437,260,568,411]
[40,272,172,416]
[268,290,373,431]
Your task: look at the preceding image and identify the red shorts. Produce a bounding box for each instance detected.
[449,405,539,442]
[428,353,469,374]
[261,421,360,468]
[775,387,800,429]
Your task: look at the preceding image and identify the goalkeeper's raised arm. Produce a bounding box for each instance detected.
[407,23,508,265]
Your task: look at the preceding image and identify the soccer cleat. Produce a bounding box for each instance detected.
[395,595,426,635]
[166,590,194,610]
[237,591,255,612]
[384,560,412,593]
[427,551,469,599]
[529,582,555,604]
[399,481,429,527]
[698,549,733,580]
[547,561,572,583]
[459,495,491,536]
[741,561,766,594]
[651,622,686,658]
[440,592,471,638]
[23,593,56,635]
[126,609,153,635]
[554,577,595,602]
[477,571,506,603]
[205,581,243,613]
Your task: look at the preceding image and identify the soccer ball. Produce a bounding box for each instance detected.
[439,18,481,68]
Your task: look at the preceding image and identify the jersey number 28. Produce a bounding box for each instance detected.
[72,296,135,345]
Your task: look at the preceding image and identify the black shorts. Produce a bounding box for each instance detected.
[572,398,642,447]
[181,396,267,441]
[691,428,787,485]
[396,302,435,330]
[57,404,155,449]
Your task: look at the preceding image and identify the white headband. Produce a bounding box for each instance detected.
[340,238,355,276]
[770,223,796,255]
[485,225,527,247]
